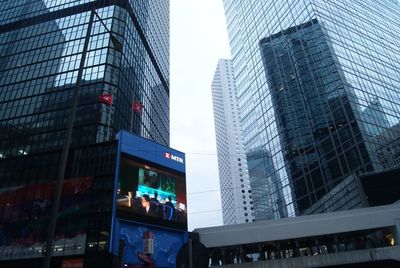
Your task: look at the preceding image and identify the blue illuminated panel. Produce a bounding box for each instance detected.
[117,131,185,174]
[110,131,187,267]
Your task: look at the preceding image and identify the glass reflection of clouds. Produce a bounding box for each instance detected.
[224,0,400,218]
[53,8,114,86]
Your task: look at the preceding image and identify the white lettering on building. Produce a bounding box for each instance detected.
[164,152,184,164]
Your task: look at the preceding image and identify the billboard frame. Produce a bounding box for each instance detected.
[109,131,187,255]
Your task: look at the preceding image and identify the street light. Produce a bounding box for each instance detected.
[42,8,122,268]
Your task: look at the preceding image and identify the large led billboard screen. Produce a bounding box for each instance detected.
[116,154,187,230]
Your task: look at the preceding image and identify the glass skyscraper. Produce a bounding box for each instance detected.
[0,0,169,266]
[223,0,400,219]
[0,0,170,157]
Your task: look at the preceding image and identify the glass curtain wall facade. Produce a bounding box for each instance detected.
[0,0,170,159]
[223,0,400,218]
[246,148,288,219]
[0,0,169,266]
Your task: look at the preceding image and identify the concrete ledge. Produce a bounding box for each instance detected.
[198,203,400,248]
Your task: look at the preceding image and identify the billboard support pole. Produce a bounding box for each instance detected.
[188,238,193,268]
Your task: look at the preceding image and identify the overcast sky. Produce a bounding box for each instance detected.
[170,0,231,230]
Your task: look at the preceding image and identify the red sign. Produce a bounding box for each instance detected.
[99,94,113,105]
[132,100,143,113]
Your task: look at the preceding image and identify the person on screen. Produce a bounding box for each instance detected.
[165,196,174,209]
[150,191,159,204]
[163,196,175,221]
[140,194,157,217]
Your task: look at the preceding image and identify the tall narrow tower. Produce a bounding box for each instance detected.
[211,59,254,225]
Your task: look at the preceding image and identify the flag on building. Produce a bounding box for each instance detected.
[99,94,113,105]
[132,100,143,113]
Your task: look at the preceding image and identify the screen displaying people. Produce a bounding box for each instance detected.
[116,155,187,228]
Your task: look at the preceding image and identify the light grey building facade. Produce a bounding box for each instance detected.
[212,59,254,225]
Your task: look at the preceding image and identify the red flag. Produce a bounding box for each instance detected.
[99,94,113,105]
[132,100,143,113]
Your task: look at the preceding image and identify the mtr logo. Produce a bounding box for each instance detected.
[164,152,184,164]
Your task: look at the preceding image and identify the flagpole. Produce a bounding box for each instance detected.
[107,99,111,139]
[130,103,134,132]
[130,97,135,132]
[131,99,143,133]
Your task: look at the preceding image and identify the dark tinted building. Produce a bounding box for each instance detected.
[0,141,117,267]
[259,19,371,213]
[0,0,169,266]
[0,0,169,156]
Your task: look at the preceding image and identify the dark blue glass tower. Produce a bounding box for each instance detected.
[0,0,170,158]
[0,0,170,266]
[259,19,371,213]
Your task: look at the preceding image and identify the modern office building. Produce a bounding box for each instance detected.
[0,0,171,267]
[222,0,400,218]
[211,59,254,225]
[0,0,170,156]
